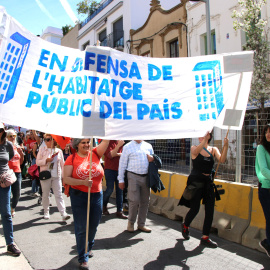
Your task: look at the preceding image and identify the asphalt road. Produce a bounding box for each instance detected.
[1,179,270,270]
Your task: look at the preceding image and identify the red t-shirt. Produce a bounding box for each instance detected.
[104,140,122,171]
[8,146,21,173]
[26,139,36,153]
[65,148,104,193]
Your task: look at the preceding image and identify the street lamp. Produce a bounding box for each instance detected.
[190,0,211,55]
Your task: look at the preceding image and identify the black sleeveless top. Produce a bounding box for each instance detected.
[192,153,214,175]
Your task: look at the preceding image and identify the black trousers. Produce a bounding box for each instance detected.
[184,186,215,236]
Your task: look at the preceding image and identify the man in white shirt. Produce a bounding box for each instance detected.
[118,140,154,233]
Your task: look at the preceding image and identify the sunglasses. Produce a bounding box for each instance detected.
[80,141,90,145]
[9,135,16,138]
[44,138,52,142]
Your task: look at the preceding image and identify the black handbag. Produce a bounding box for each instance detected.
[39,170,51,180]
[182,181,204,200]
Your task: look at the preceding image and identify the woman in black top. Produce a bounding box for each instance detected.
[179,132,228,248]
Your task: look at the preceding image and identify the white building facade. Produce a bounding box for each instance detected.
[187,0,270,57]
[77,0,181,53]
[40,26,63,45]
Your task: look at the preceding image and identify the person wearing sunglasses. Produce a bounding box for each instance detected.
[63,138,109,270]
[36,134,70,220]
[6,129,24,218]
[0,124,21,256]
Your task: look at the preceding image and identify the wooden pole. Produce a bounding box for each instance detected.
[213,72,243,180]
[85,40,100,254]
[85,137,93,254]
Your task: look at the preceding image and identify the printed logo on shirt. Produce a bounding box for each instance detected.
[76,161,102,179]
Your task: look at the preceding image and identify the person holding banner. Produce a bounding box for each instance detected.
[7,129,24,218]
[179,132,228,248]
[63,138,109,270]
[255,124,270,258]
[103,140,127,219]
[118,140,154,233]
[36,134,70,220]
[0,124,21,256]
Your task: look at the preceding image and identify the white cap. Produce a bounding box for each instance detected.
[0,123,5,129]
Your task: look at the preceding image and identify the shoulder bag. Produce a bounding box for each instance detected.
[0,169,17,188]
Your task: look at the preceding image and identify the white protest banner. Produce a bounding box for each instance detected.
[0,7,253,139]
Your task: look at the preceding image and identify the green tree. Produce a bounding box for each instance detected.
[232,0,269,113]
[77,0,99,17]
[62,25,72,36]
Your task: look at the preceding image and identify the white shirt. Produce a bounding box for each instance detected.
[118,141,154,183]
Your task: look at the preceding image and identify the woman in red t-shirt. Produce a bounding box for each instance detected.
[7,129,24,218]
[64,138,109,269]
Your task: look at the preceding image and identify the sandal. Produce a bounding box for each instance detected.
[79,262,89,270]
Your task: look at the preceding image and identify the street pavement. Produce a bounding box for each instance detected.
[1,179,270,270]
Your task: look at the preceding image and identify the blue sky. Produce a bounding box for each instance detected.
[1,0,89,36]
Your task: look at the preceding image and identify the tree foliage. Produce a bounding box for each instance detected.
[77,0,99,17]
[62,25,73,36]
[232,0,270,110]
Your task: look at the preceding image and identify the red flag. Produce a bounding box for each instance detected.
[51,135,71,150]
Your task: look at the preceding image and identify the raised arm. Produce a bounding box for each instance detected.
[191,132,211,158]
[96,139,110,157]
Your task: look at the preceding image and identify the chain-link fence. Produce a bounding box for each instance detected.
[147,109,270,184]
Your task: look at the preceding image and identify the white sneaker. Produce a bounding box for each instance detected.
[44,212,50,219]
[62,213,71,221]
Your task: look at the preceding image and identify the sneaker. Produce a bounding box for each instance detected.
[181,223,190,240]
[62,213,71,221]
[44,212,50,219]
[200,237,218,248]
[7,243,21,256]
[259,239,270,258]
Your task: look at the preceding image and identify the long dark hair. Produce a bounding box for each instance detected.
[260,124,270,154]
[0,129,6,142]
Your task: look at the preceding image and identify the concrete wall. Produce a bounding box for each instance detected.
[61,24,79,49]
[103,170,266,253]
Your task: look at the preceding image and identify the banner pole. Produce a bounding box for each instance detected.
[85,137,93,254]
[85,40,100,254]
[213,72,243,180]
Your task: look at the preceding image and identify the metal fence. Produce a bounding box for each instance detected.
[147,110,270,184]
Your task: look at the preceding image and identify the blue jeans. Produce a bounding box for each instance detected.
[103,169,123,212]
[70,188,102,263]
[0,186,13,245]
[11,172,22,209]
[258,186,270,245]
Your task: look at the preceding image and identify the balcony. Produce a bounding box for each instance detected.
[79,0,114,30]
[98,30,124,50]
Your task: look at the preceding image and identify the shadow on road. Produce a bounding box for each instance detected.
[144,239,204,270]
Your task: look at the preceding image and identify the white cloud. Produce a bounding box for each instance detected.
[34,0,58,24]
[58,0,78,24]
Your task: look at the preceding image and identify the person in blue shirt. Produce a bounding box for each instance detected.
[255,124,270,258]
